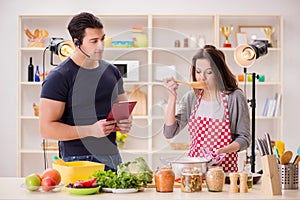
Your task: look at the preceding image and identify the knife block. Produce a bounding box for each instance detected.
[261,154,282,195]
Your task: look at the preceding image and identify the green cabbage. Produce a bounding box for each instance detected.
[117,157,153,187]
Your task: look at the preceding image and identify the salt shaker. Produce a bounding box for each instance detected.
[239,172,249,193]
[228,173,239,193]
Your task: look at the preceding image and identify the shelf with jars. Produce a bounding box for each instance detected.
[17,14,283,176]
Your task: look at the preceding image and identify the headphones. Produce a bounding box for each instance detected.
[74,39,90,58]
[75,40,81,47]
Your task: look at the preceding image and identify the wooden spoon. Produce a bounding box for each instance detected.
[280,150,293,165]
[175,80,206,89]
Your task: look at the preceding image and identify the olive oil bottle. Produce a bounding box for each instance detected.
[243,160,253,190]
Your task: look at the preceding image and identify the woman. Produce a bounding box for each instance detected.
[163,45,250,173]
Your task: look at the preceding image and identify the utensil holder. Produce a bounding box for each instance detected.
[261,155,282,195]
[278,163,298,190]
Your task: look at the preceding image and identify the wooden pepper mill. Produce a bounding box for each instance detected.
[229,173,240,193]
[239,172,248,193]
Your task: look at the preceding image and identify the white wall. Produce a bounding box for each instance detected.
[1,0,299,176]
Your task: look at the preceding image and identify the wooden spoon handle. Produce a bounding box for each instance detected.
[174,79,188,85]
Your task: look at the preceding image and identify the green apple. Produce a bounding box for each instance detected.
[25,174,41,191]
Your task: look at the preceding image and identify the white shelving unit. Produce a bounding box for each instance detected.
[18,14,283,176]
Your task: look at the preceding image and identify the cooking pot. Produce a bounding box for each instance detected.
[161,157,211,179]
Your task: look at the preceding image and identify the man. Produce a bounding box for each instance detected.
[39,12,132,171]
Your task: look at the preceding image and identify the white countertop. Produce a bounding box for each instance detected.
[0,177,299,199]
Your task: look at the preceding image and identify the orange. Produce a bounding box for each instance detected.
[41,168,61,185]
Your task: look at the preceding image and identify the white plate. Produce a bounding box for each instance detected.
[102,188,139,193]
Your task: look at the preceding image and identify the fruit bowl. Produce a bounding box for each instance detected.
[65,186,100,195]
[21,183,64,192]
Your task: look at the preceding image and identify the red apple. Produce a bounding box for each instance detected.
[41,177,56,192]
[41,168,61,185]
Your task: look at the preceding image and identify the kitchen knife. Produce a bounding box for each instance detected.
[264,132,273,155]
[260,137,269,155]
[256,138,265,156]
[258,138,268,155]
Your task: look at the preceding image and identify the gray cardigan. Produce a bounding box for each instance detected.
[163,89,251,151]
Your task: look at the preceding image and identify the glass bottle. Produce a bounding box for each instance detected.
[198,35,206,48]
[205,166,225,192]
[34,65,40,82]
[243,160,253,190]
[28,57,34,82]
[181,167,202,192]
[155,167,175,192]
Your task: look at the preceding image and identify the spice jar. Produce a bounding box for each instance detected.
[155,167,175,192]
[181,167,202,192]
[205,166,225,192]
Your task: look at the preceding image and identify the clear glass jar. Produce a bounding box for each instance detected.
[181,167,202,192]
[155,167,175,192]
[205,166,225,192]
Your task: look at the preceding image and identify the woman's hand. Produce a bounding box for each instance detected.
[115,118,133,134]
[215,142,241,154]
[163,77,179,98]
[215,148,225,155]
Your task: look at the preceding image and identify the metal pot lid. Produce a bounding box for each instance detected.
[166,157,209,164]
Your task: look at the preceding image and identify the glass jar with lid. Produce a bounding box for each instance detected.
[205,166,225,192]
[181,167,202,192]
[155,167,175,192]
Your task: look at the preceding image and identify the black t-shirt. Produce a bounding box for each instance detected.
[40,58,125,156]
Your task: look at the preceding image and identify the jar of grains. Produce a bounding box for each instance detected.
[155,167,175,192]
[205,166,225,192]
[181,167,202,192]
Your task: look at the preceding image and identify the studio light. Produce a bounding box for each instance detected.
[234,40,268,68]
[233,39,269,173]
[49,37,75,66]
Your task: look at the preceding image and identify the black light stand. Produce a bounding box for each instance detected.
[40,38,74,170]
[235,40,268,174]
[248,70,259,173]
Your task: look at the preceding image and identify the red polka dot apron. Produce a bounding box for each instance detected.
[187,91,238,173]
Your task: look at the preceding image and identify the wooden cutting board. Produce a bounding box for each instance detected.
[126,85,147,116]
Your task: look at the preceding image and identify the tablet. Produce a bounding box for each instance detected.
[106,101,137,121]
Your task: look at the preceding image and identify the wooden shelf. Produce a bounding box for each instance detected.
[18,14,283,176]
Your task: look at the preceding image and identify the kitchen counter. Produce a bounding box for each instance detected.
[0,177,299,199]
